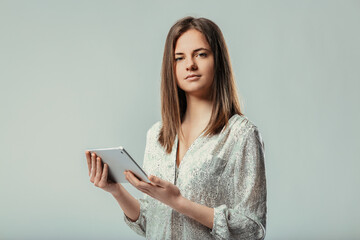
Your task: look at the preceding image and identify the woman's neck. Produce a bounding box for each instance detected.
[183,94,213,127]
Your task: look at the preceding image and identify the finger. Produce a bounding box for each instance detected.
[101,163,109,183]
[125,172,156,197]
[90,153,96,182]
[85,151,91,175]
[94,157,102,185]
[149,175,165,188]
[128,171,154,191]
[125,171,143,189]
[124,171,135,187]
[127,171,142,185]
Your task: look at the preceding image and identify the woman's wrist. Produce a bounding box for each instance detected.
[110,184,123,198]
[172,195,186,213]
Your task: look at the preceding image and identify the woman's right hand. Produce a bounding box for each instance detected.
[85,151,122,196]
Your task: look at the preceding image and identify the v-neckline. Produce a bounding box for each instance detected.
[173,114,239,169]
[175,129,206,169]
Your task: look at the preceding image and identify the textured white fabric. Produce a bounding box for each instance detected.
[124,114,267,240]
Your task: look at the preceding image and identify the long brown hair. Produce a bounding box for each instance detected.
[158,16,243,154]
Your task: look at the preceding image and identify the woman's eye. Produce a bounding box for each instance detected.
[175,53,206,62]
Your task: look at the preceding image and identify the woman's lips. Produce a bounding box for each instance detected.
[186,75,201,81]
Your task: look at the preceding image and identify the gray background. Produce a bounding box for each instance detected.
[1,0,359,239]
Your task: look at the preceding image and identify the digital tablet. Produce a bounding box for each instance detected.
[87,146,150,183]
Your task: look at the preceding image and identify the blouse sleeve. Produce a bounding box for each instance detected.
[122,128,153,237]
[123,196,149,237]
[210,126,267,240]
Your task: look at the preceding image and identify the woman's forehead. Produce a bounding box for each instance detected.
[174,29,210,52]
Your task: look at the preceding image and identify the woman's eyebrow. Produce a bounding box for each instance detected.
[175,48,210,55]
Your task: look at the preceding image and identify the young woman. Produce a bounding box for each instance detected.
[85,16,267,240]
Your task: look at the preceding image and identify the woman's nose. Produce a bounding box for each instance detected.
[186,58,198,71]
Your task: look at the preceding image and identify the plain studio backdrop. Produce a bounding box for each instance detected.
[0,1,359,239]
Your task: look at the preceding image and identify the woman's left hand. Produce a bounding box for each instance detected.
[124,170,183,210]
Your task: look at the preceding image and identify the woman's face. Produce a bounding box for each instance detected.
[174,29,215,99]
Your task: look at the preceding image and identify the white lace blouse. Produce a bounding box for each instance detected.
[123,114,267,240]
